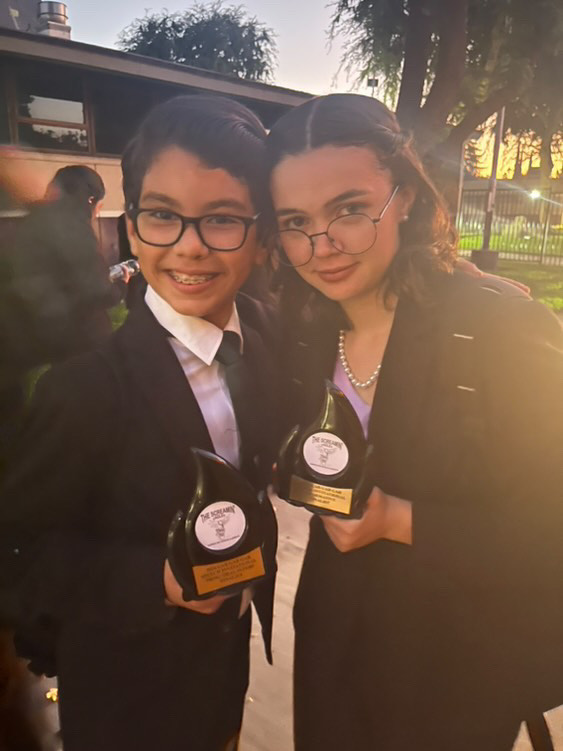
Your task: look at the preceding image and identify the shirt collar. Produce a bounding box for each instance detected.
[145,285,242,366]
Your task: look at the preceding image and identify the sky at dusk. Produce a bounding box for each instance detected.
[65,0,370,96]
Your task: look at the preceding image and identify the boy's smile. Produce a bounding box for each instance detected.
[127,146,264,328]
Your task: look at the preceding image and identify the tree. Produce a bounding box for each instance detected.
[503,48,563,180]
[331,0,563,181]
[118,2,277,82]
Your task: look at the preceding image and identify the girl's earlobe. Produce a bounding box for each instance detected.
[399,186,417,219]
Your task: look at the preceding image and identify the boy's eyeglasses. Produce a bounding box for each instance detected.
[273,185,399,268]
[128,207,259,251]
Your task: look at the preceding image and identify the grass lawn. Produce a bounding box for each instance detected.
[459,232,563,258]
[494,260,563,313]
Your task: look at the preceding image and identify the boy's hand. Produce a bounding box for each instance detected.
[163,560,228,615]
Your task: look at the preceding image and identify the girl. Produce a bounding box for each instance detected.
[266,94,563,751]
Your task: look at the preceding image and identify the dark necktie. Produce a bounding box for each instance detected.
[215,331,254,471]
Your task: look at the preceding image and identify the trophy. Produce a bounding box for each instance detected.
[275,380,373,518]
[167,449,277,601]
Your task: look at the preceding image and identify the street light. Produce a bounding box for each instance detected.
[530,189,541,200]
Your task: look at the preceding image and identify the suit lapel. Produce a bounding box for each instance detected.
[367,293,442,497]
[238,318,274,476]
[117,303,214,473]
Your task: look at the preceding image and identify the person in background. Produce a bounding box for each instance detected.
[0,154,111,751]
[0,162,114,457]
[266,93,563,751]
[46,165,105,230]
[46,164,117,317]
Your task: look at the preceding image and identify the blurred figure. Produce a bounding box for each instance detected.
[0,155,114,751]
[45,166,105,231]
[0,162,114,453]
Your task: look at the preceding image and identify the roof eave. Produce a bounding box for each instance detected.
[0,28,312,107]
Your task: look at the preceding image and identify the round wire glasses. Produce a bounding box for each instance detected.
[273,185,399,267]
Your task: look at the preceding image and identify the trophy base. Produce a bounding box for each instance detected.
[192,547,266,597]
[289,475,354,516]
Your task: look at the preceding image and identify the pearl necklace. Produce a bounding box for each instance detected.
[338,330,381,389]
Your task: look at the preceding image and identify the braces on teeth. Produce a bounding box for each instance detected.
[170,272,214,285]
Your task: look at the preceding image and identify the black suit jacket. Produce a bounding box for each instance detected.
[0,294,278,751]
[287,272,563,751]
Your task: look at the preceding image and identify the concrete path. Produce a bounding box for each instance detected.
[240,499,309,750]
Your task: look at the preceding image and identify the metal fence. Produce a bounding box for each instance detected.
[457,187,563,264]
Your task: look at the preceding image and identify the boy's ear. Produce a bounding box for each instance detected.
[125,216,139,258]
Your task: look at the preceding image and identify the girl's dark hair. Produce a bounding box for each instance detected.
[122,95,268,216]
[49,165,105,218]
[265,94,457,324]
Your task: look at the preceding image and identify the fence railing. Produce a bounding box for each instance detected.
[457,188,563,265]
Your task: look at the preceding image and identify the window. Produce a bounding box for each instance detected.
[90,76,180,155]
[15,65,90,153]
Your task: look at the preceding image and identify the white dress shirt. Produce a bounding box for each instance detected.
[145,285,242,468]
[145,286,254,616]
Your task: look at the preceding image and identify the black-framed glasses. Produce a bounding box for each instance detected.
[273,185,400,268]
[127,206,259,251]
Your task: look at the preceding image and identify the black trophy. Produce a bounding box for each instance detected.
[275,380,373,518]
[167,448,277,600]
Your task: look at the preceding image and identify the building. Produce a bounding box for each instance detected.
[0,9,311,261]
[0,0,41,34]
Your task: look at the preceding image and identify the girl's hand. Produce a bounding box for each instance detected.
[321,487,412,553]
[163,560,228,615]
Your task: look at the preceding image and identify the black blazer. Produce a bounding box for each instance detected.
[0,294,278,751]
[287,272,563,751]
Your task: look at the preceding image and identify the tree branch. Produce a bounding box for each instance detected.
[438,80,524,157]
[395,0,435,130]
[415,0,468,149]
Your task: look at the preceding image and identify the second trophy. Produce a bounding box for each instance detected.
[275,380,374,518]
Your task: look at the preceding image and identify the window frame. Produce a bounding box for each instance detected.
[4,61,94,155]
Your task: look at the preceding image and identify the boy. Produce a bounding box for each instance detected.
[0,95,277,751]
